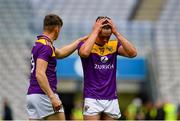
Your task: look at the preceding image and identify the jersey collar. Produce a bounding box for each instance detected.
[37,34,52,44]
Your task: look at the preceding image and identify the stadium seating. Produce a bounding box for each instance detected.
[29,0,137,22]
[134,0,164,21]
[155,0,180,104]
[0,0,31,119]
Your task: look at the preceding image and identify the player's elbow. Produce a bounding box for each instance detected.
[79,48,91,58]
[79,51,90,58]
[129,53,137,58]
[129,50,137,58]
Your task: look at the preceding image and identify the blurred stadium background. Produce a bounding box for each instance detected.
[0,0,180,120]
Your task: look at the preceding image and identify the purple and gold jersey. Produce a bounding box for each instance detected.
[78,40,121,99]
[27,35,57,95]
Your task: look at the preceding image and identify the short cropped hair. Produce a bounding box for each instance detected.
[96,16,110,22]
[43,14,63,32]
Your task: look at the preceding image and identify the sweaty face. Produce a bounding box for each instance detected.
[99,28,112,43]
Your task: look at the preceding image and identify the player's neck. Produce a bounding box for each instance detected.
[42,32,54,43]
[95,38,106,46]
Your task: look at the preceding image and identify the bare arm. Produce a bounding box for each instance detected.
[79,18,106,58]
[55,36,88,59]
[115,32,137,58]
[107,19,137,58]
[78,30,98,58]
[36,59,62,112]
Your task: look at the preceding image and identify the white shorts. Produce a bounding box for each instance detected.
[26,94,64,119]
[83,98,121,119]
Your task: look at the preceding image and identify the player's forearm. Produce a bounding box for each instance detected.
[79,30,98,58]
[115,32,137,57]
[56,40,80,59]
[36,71,55,98]
[56,36,89,59]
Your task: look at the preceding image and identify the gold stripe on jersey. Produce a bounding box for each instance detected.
[50,47,56,57]
[91,40,118,56]
[36,39,56,57]
[51,48,56,57]
[36,39,47,45]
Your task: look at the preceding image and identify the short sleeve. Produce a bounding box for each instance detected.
[37,45,52,62]
[77,41,84,50]
[116,41,121,52]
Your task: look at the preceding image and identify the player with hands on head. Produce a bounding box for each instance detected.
[77,16,137,120]
[26,14,88,120]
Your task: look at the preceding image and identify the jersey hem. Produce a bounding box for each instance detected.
[84,96,118,100]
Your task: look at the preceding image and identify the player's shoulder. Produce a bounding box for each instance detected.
[36,39,52,46]
[108,40,118,46]
[35,39,55,56]
[35,39,54,53]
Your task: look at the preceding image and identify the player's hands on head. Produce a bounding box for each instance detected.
[106,19,118,34]
[50,95,62,112]
[93,18,107,33]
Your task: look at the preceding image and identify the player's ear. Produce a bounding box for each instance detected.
[54,26,60,33]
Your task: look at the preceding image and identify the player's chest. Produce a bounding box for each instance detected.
[91,44,115,56]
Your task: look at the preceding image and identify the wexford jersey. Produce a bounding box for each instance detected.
[78,40,121,99]
[27,35,57,95]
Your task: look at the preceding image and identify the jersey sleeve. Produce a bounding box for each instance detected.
[37,45,52,62]
[116,41,121,52]
[77,41,84,56]
[77,41,84,50]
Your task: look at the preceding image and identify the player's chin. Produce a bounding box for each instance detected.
[54,35,59,40]
[54,37,58,41]
[104,40,109,43]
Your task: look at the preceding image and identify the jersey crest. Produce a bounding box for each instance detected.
[91,40,118,56]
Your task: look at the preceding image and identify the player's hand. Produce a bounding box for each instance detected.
[93,18,107,33]
[78,35,89,42]
[50,95,62,112]
[106,19,118,34]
